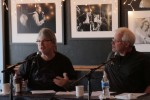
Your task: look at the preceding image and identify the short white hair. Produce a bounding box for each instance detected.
[115,27,135,46]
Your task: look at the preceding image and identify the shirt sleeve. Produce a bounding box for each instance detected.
[65,58,77,80]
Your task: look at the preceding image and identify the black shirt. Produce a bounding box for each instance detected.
[105,47,150,93]
[19,52,76,91]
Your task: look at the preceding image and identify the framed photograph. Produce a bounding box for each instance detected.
[0,0,4,91]
[70,0,119,38]
[10,0,63,43]
[128,11,150,52]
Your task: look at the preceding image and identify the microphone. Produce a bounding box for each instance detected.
[114,52,118,57]
[109,52,118,65]
[31,51,41,64]
[25,51,41,61]
[111,52,118,59]
[35,51,41,58]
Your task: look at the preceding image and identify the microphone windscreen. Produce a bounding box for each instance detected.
[114,52,118,57]
[37,51,41,56]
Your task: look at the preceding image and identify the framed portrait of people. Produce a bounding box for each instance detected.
[128,11,150,52]
[70,0,119,39]
[10,0,63,43]
[0,0,4,92]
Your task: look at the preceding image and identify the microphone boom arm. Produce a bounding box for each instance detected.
[70,58,114,100]
[2,60,27,73]
[1,52,39,100]
[71,58,114,86]
[1,55,37,73]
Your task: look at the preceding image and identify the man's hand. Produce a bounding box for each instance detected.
[53,73,69,87]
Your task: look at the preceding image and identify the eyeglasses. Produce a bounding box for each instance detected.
[36,40,51,43]
[112,39,122,43]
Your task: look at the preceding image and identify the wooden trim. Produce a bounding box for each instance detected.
[73,65,104,71]
[12,65,104,72]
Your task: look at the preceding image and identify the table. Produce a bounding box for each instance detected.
[56,95,100,100]
[55,94,150,100]
[55,91,100,100]
[0,91,101,100]
[0,92,150,100]
[0,92,55,100]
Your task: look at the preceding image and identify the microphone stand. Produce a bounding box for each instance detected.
[1,61,28,100]
[71,58,114,100]
[1,56,36,100]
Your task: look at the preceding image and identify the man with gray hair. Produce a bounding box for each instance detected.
[105,27,150,93]
[18,28,76,91]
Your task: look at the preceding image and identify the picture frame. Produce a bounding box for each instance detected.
[10,0,63,43]
[0,0,4,91]
[70,0,119,38]
[128,11,150,52]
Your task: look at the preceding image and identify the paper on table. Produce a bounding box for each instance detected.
[56,91,76,95]
[56,91,115,97]
[56,91,104,96]
[56,91,102,96]
[31,90,56,94]
[115,93,146,99]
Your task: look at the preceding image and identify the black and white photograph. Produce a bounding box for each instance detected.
[76,4,112,32]
[128,11,150,52]
[134,18,150,44]
[11,0,63,43]
[17,3,56,33]
[70,0,118,38]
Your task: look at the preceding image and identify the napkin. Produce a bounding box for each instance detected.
[31,90,56,94]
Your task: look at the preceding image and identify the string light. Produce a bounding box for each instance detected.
[2,0,139,12]
[128,0,135,11]
[61,0,65,7]
[2,0,65,11]
[123,0,128,5]
[123,0,137,11]
[3,0,8,10]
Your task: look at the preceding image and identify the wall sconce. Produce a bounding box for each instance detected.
[139,0,150,8]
